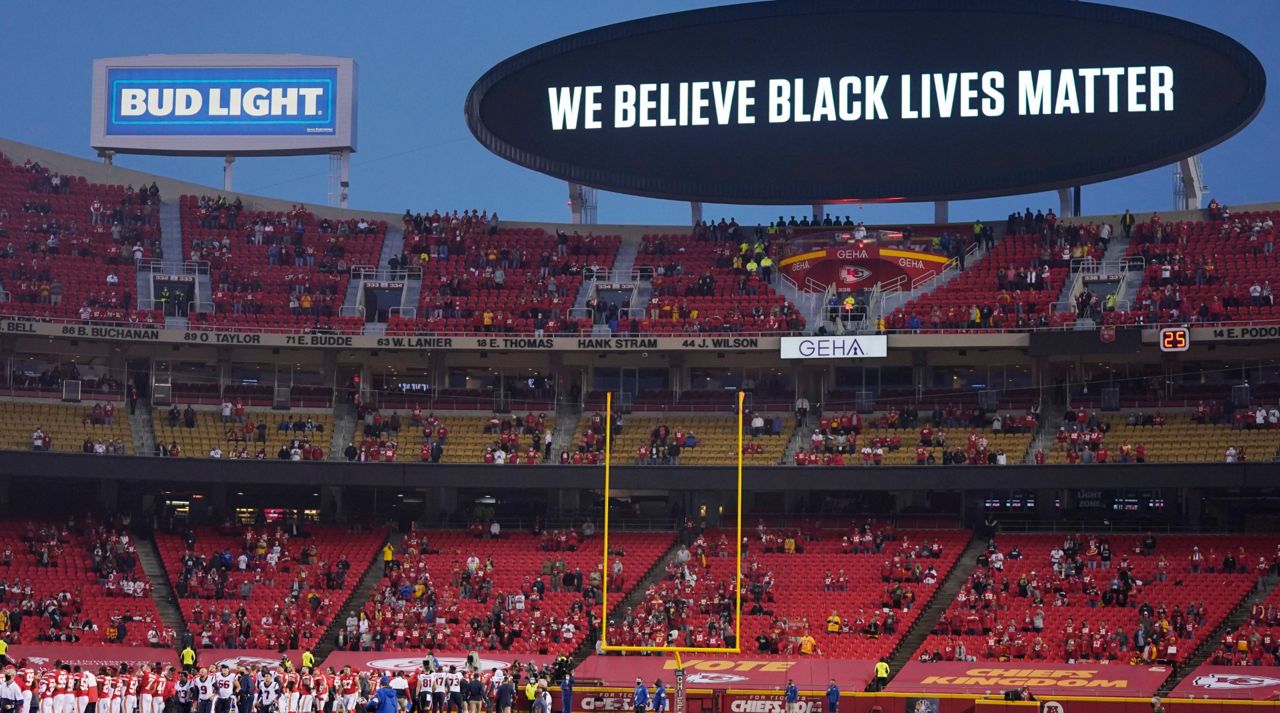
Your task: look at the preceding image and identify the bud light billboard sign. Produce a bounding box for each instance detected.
[92,55,357,156]
[106,66,337,136]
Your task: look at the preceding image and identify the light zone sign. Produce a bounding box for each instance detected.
[106,66,337,136]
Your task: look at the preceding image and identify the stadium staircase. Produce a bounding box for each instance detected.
[158,200,183,263]
[135,269,152,312]
[129,397,157,457]
[328,401,357,461]
[1157,577,1277,695]
[312,530,400,661]
[1057,227,1137,331]
[781,412,814,464]
[878,241,982,318]
[136,533,192,648]
[565,532,683,671]
[772,276,827,333]
[550,401,583,461]
[1023,390,1065,463]
[885,532,985,681]
[376,224,406,272]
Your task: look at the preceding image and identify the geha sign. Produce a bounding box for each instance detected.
[467,0,1265,203]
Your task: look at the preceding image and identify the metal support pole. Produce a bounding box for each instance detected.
[690,201,703,226]
[340,150,351,209]
[933,201,949,224]
[223,155,236,193]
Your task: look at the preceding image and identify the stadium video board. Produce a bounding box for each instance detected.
[91,54,357,156]
[467,0,1266,204]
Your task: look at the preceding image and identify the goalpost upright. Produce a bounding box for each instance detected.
[599,390,746,710]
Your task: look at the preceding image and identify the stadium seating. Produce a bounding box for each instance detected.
[153,524,386,650]
[1042,410,1280,464]
[357,529,672,656]
[0,154,162,323]
[1211,584,1280,666]
[347,410,554,464]
[0,400,133,455]
[150,406,333,459]
[181,195,383,333]
[567,412,794,466]
[384,221,617,335]
[1107,210,1280,327]
[607,525,969,659]
[633,234,803,334]
[0,518,168,647]
[918,534,1268,664]
[887,233,1075,331]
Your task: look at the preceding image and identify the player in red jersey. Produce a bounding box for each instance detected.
[53,665,75,713]
[281,669,300,713]
[137,666,155,713]
[75,667,98,713]
[339,667,359,713]
[97,668,115,713]
[36,670,54,713]
[298,668,315,713]
[123,666,140,713]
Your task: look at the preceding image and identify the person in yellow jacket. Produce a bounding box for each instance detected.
[180,646,197,672]
[301,649,316,669]
[382,542,395,575]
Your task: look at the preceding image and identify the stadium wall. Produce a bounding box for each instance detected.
[2,450,1276,491]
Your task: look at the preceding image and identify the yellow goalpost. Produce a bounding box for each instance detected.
[599,389,745,660]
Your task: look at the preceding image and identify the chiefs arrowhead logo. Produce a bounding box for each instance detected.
[1193,673,1280,689]
[839,266,871,285]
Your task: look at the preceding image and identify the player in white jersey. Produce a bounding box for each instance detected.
[445,668,463,713]
[255,673,281,713]
[430,670,446,713]
[213,665,237,713]
[195,668,216,713]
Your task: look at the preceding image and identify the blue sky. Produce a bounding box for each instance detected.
[1,1,1274,226]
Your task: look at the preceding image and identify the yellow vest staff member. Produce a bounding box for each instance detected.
[180,645,197,671]
[872,659,890,692]
[382,542,395,576]
[0,637,9,665]
[301,649,316,669]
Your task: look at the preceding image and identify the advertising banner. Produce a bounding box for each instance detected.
[91,54,357,155]
[0,317,777,353]
[778,247,949,291]
[1169,665,1280,700]
[105,66,338,137]
[886,662,1170,698]
[780,335,888,360]
[321,650,555,673]
[9,644,177,669]
[574,656,876,690]
[203,649,304,670]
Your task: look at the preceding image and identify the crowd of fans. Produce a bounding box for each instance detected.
[177,524,351,650]
[0,516,167,645]
[923,534,1234,665]
[350,527,602,654]
[0,160,162,322]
